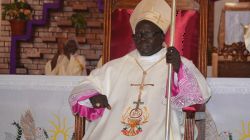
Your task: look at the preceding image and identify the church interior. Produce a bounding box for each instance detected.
[1,0,250,139]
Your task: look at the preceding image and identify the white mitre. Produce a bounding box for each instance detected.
[129,0,171,33]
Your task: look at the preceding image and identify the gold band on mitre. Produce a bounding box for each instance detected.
[129,0,171,33]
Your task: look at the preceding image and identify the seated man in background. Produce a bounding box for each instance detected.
[45,38,87,75]
[69,0,211,139]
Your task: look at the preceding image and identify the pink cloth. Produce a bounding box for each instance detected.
[69,90,105,120]
[168,63,205,109]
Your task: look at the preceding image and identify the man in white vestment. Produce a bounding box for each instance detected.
[45,38,87,76]
[69,0,211,139]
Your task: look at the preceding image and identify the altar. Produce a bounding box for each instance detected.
[206,78,250,140]
[0,75,83,140]
[0,75,250,140]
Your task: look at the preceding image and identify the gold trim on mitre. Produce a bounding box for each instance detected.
[129,0,171,33]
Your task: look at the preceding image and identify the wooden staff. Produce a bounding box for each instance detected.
[165,0,176,139]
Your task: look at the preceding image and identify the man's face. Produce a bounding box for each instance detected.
[133,20,165,56]
[64,40,78,55]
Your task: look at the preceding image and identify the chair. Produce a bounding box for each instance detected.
[212,2,250,77]
[74,0,209,140]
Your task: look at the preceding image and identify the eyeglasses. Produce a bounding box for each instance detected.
[132,31,162,39]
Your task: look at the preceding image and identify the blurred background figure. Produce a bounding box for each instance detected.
[96,55,103,68]
[45,38,87,76]
[243,24,250,51]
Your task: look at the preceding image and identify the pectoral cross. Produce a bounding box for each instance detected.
[130,71,154,110]
[121,57,165,136]
[133,99,144,110]
[131,82,153,110]
[130,83,154,90]
[130,71,154,89]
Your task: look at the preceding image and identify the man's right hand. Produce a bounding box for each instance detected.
[89,94,111,110]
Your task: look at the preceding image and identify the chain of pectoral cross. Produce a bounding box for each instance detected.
[131,56,165,110]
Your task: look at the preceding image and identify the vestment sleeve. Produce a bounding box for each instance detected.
[68,63,115,120]
[44,60,59,75]
[69,57,127,120]
[76,55,87,75]
[169,57,211,109]
[68,68,106,120]
[69,88,105,120]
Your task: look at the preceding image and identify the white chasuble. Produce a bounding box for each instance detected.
[72,48,210,140]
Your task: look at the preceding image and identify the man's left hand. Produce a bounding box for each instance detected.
[166,47,181,73]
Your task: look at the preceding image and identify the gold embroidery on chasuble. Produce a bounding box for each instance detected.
[121,57,165,136]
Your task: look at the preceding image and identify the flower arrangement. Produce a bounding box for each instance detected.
[2,0,33,21]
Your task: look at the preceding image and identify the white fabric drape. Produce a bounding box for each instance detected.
[207,78,250,139]
[0,75,83,140]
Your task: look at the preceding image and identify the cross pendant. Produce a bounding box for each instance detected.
[133,99,144,110]
[130,83,154,90]
[130,70,154,110]
[130,71,154,90]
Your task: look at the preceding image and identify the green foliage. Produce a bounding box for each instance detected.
[70,12,87,35]
[2,0,33,20]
